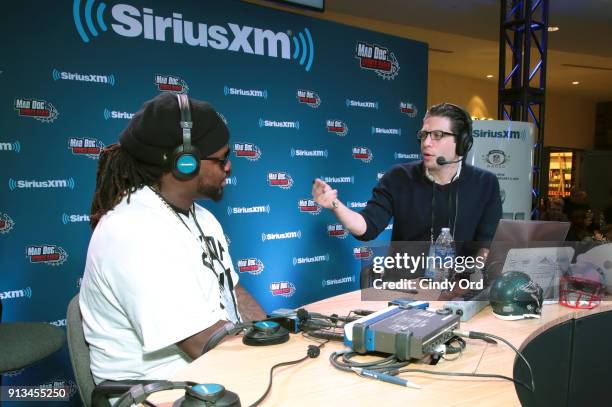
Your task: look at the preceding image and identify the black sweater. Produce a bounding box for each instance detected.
[357,162,502,243]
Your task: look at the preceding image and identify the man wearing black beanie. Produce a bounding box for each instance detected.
[79,93,266,389]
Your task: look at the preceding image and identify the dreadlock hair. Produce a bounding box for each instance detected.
[90,143,167,229]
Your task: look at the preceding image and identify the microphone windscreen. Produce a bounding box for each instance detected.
[436,156,447,165]
[296,308,309,321]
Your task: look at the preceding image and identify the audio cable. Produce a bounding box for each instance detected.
[248,341,328,407]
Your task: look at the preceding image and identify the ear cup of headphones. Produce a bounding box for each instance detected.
[454,106,473,157]
[173,383,241,407]
[172,144,200,180]
[243,321,290,346]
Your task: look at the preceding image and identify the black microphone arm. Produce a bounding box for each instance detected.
[436,156,463,165]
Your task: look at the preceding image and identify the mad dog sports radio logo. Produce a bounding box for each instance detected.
[268,172,293,189]
[154,74,189,93]
[296,89,320,108]
[26,245,68,266]
[400,101,418,117]
[14,98,59,123]
[72,1,315,71]
[237,258,264,275]
[355,42,400,80]
[352,147,373,163]
[269,281,296,297]
[234,142,262,161]
[0,212,15,234]
[298,199,321,215]
[353,246,373,260]
[327,223,348,239]
[326,120,348,136]
[68,137,104,158]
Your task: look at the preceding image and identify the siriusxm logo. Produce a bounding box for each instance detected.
[49,318,67,327]
[259,118,300,129]
[473,129,526,140]
[224,85,267,98]
[320,176,354,184]
[261,230,302,242]
[0,286,32,300]
[52,69,115,86]
[225,176,238,186]
[322,275,355,287]
[62,213,90,224]
[103,108,134,120]
[290,148,328,158]
[72,1,315,71]
[372,126,401,135]
[346,201,367,209]
[346,99,379,109]
[0,141,21,153]
[227,205,270,215]
[394,152,420,160]
[293,253,329,266]
[9,178,75,191]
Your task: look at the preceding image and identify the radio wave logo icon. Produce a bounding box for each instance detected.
[72,0,108,43]
[290,28,315,72]
[0,212,15,234]
[8,178,16,191]
[0,141,21,153]
[62,213,70,225]
[68,178,76,190]
[52,69,61,81]
[24,286,32,298]
[103,108,111,120]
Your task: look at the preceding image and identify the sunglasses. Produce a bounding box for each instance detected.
[202,149,231,167]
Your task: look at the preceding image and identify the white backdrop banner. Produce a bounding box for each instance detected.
[466,120,535,220]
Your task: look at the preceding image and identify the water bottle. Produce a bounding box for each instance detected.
[433,228,456,282]
[424,243,436,280]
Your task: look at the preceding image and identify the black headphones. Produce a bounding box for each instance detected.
[114,381,240,407]
[171,93,201,180]
[445,103,473,157]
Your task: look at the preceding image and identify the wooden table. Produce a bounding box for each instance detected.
[148,290,611,406]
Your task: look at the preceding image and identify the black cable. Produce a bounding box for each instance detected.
[329,351,410,373]
[393,367,533,391]
[454,330,535,392]
[249,342,327,407]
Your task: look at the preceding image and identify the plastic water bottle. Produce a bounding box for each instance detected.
[433,227,456,282]
[424,244,436,280]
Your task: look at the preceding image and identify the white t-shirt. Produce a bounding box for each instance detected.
[79,186,240,384]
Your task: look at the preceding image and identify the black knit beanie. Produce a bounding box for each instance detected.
[119,92,229,166]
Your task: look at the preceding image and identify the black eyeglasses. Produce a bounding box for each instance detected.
[202,149,231,167]
[416,130,456,141]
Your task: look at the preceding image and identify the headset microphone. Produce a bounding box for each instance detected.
[436,156,463,166]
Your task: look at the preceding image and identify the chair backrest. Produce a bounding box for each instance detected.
[66,294,96,407]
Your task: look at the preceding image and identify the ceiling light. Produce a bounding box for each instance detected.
[572,81,580,85]
[486,74,494,78]
[548,26,560,32]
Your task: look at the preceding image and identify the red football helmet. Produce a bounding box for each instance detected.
[559,261,606,309]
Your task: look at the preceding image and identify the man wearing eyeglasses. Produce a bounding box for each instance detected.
[80,93,266,390]
[313,103,502,283]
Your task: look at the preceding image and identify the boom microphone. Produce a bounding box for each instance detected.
[436,156,462,165]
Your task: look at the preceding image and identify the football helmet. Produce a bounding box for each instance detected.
[559,260,606,309]
[489,271,543,320]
